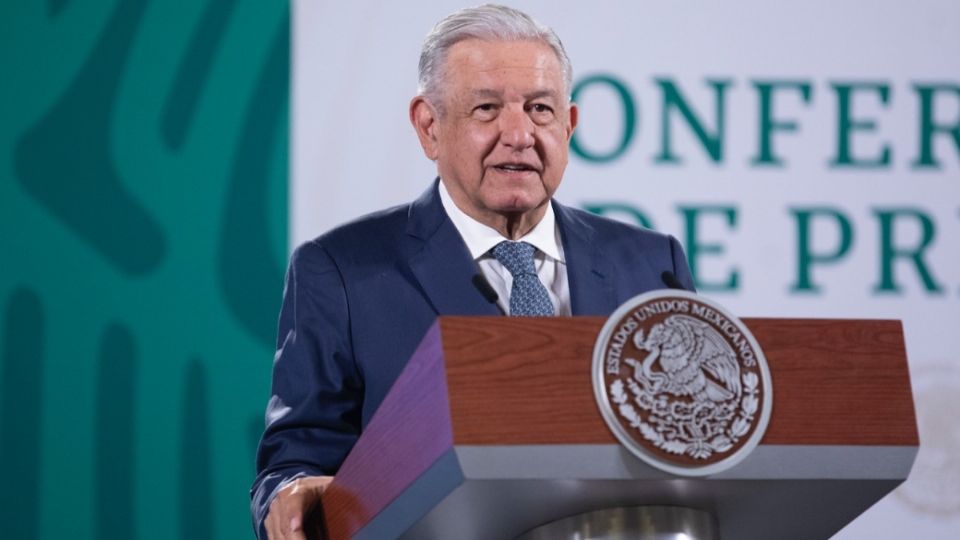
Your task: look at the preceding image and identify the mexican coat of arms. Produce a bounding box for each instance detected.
[593,290,772,476]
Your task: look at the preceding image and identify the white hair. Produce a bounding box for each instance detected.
[417,4,573,108]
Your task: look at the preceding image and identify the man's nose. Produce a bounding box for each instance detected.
[499,107,535,150]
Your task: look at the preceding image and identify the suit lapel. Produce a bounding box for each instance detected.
[405,181,501,316]
[554,202,619,315]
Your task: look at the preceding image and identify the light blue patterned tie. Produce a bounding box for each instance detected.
[491,241,555,316]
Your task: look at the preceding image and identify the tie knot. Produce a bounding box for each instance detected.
[491,241,538,277]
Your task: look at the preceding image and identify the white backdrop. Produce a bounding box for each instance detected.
[292,1,960,537]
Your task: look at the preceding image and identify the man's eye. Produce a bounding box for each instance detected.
[531,103,554,114]
[472,104,499,119]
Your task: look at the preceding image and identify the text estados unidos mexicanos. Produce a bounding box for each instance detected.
[605,299,756,375]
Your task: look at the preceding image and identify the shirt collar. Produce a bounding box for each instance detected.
[438,180,564,262]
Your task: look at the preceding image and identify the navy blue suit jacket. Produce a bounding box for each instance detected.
[251,181,694,536]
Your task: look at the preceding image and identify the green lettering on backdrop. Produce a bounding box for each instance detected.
[873,209,943,293]
[582,203,654,229]
[829,82,892,167]
[752,81,813,166]
[790,208,853,293]
[570,74,636,163]
[679,206,739,292]
[655,79,731,164]
[912,84,960,168]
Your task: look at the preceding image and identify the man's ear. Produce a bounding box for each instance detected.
[410,96,440,160]
[566,102,579,141]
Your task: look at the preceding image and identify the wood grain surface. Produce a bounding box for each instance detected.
[440,316,918,446]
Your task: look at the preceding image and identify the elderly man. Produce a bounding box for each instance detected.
[252,5,693,539]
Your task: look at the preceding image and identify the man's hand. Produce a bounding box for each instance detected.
[265,475,334,540]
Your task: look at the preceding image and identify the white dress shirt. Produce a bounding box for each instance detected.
[438,181,571,316]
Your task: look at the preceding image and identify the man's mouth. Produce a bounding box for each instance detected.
[493,163,539,173]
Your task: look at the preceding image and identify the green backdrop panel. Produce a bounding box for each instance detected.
[0,2,289,539]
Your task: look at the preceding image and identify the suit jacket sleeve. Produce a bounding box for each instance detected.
[250,240,362,539]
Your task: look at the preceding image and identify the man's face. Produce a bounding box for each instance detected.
[412,39,578,229]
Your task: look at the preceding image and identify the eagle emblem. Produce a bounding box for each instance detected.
[627,315,741,404]
[593,291,771,476]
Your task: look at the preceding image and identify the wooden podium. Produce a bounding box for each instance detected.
[319,316,918,539]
